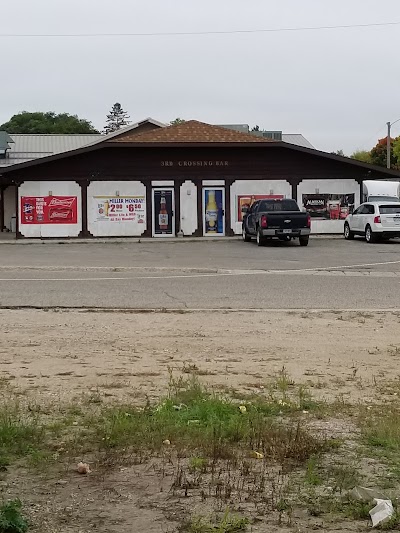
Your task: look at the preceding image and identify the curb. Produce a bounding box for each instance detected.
[0,235,343,245]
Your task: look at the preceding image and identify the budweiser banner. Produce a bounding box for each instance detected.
[21,196,78,225]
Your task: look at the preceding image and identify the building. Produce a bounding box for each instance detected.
[1,119,399,239]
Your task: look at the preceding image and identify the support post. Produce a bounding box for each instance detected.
[174,179,184,236]
[290,178,301,202]
[192,179,203,237]
[387,122,391,169]
[0,186,4,232]
[15,181,22,239]
[142,181,152,237]
[77,180,90,237]
[224,179,235,236]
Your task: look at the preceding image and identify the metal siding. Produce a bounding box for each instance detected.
[282,134,315,149]
[0,134,102,167]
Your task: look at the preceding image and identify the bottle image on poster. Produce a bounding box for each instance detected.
[205,189,224,234]
[154,190,173,234]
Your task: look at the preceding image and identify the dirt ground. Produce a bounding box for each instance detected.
[1,309,400,533]
[1,309,399,404]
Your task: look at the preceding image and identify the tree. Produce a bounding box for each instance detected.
[370,137,398,169]
[170,118,186,125]
[350,150,372,163]
[0,111,99,134]
[251,125,260,132]
[104,103,130,134]
[332,149,345,157]
[392,137,400,163]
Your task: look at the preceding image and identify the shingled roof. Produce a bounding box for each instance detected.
[108,120,275,144]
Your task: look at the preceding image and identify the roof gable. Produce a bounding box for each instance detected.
[109,120,274,144]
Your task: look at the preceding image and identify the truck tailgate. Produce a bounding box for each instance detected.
[265,212,309,229]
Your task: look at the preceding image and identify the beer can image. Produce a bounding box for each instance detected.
[23,202,34,222]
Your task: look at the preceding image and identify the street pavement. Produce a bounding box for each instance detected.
[0,237,400,309]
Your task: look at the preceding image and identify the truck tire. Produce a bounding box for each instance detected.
[344,223,354,240]
[299,236,309,247]
[256,228,266,246]
[365,225,378,243]
[242,226,251,242]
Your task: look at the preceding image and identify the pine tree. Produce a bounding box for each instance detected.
[104,103,130,134]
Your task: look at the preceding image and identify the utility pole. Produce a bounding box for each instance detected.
[387,122,391,169]
[386,118,400,169]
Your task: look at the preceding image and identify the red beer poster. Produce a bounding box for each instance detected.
[237,194,284,222]
[21,196,78,225]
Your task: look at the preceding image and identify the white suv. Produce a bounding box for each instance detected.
[344,202,400,243]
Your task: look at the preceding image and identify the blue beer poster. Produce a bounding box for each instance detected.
[204,189,224,234]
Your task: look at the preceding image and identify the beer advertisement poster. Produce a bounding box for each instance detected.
[204,189,224,235]
[21,196,78,225]
[237,195,284,222]
[302,193,355,220]
[153,190,173,235]
[94,196,146,225]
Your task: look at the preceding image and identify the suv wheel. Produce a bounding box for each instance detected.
[365,225,378,243]
[344,223,354,240]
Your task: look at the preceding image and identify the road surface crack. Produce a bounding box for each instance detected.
[163,290,188,308]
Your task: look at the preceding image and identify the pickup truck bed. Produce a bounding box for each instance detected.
[242,199,311,246]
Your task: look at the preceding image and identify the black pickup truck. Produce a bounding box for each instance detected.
[242,198,311,246]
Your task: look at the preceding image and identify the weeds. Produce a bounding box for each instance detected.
[0,500,28,533]
[305,455,322,486]
[183,509,248,532]
[88,374,331,465]
[0,403,44,460]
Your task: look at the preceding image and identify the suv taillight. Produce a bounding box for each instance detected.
[374,216,381,224]
[261,215,268,228]
[307,214,311,228]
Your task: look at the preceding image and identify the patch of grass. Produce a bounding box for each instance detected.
[182,509,248,532]
[0,403,44,460]
[0,499,29,533]
[329,464,361,494]
[86,373,332,466]
[189,456,208,473]
[305,455,322,486]
[362,406,400,451]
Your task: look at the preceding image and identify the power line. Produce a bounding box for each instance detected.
[0,21,400,38]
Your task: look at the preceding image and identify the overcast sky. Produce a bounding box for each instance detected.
[2,0,400,154]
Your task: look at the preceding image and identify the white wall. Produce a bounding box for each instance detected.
[298,179,359,234]
[19,181,82,238]
[180,180,197,236]
[230,180,291,234]
[88,181,146,237]
[3,186,16,231]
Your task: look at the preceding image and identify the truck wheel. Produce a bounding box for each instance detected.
[344,223,354,240]
[365,225,378,243]
[242,226,251,242]
[299,236,309,247]
[256,229,266,246]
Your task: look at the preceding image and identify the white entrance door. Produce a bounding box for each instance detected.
[152,188,175,237]
[203,187,225,236]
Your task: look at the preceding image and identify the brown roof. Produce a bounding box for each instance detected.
[108,120,274,144]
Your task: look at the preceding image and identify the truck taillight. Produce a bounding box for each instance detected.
[374,216,381,224]
[261,215,268,228]
[307,214,311,228]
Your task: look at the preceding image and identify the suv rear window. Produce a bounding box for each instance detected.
[379,205,400,214]
[258,199,299,211]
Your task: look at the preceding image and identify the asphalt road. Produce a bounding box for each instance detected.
[1,237,400,309]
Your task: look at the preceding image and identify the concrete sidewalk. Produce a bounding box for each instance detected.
[0,235,342,245]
